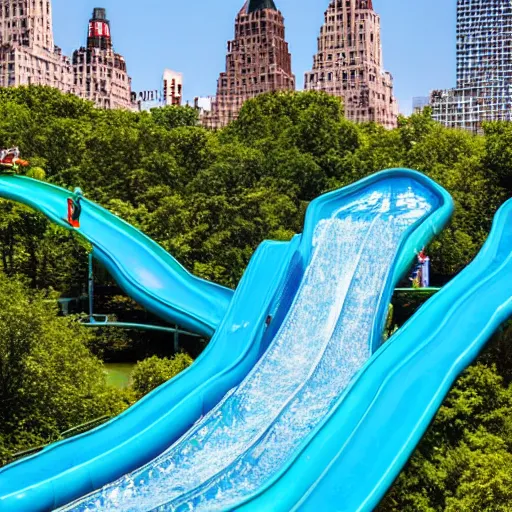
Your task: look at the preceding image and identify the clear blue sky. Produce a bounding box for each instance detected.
[52,0,456,114]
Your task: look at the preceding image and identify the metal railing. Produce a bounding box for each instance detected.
[6,415,112,465]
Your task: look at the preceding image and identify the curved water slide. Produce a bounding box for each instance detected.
[287,197,512,512]
[0,175,300,511]
[0,175,233,337]
[61,169,454,511]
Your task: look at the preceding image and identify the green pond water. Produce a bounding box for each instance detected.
[104,363,136,389]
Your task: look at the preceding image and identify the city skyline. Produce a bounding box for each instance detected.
[0,2,132,108]
[48,0,456,115]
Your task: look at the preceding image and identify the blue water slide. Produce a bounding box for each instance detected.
[0,235,300,512]
[0,174,300,511]
[0,175,233,337]
[61,169,454,511]
[284,197,512,512]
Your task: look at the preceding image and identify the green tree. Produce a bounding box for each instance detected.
[484,121,512,196]
[150,105,199,130]
[0,274,129,464]
[379,363,512,511]
[131,353,193,399]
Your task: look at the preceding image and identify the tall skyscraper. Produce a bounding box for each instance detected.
[0,2,132,110]
[431,0,512,132]
[304,0,397,128]
[0,0,74,91]
[0,0,53,50]
[201,0,295,129]
[72,8,132,110]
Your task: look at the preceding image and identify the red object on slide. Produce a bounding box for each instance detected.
[67,198,80,228]
[0,147,29,169]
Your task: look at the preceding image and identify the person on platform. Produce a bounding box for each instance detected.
[0,147,30,172]
[410,249,429,288]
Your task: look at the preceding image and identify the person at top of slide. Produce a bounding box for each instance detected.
[0,147,30,171]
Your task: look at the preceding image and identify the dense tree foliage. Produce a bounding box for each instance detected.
[0,88,509,289]
[131,353,194,399]
[379,356,512,512]
[0,274,130,464]
[0,87,511,505]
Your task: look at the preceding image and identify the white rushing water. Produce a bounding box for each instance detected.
[64,180,435,512]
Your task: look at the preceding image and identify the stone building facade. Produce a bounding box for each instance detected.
[0,1,132,110]
[202,0,295,129]
[0,0,74,91]
[72,8,132,110]
[304,0,397,129]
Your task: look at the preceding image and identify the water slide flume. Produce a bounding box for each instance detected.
[61,170,453,511]
[3,170,508,512]
[284,197,512,512]
[0,174,300,512]
[0,175,233,337]
[0,238,302,512]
